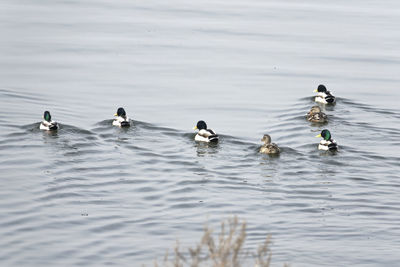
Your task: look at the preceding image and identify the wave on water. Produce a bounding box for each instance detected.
[0,88,45,102]
[340,98,400,119]
[1,91,400,267]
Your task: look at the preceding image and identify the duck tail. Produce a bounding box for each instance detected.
[208,134,219,142]
[121,121,130,127]
[49,122,58,131]
[325,93,336,103]
[328,143,338,151]
[326,97,335,103]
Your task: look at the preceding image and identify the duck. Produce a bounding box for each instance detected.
[316,129,338,151]
[259,134,280,154]
[306,105,328,123]
[314,84,336,104]
[113,107,130,127]
[193,120,219,142]
[39,111,59,131]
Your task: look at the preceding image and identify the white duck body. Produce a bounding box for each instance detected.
[113,116,130,127]
[195,129,219,143]
[318,139,338,151]
[40,120,59,131]
[315,91,336,104]
[315,92,327,104]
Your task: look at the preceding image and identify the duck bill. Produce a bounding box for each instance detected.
[315,134,322,137]
[313,89,318,93]
[193,126,198,130]
[114,113,118,116]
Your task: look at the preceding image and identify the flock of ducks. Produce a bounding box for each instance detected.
[39,84,338,154]
[308,84,338,152]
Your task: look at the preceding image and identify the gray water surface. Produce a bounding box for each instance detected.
[1,1,400,266]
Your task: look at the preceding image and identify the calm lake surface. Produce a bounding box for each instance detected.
[1,0,400,266]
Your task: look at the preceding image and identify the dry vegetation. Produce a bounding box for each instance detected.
[154,217,288,267]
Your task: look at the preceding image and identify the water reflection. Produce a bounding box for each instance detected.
[194,141,220,157]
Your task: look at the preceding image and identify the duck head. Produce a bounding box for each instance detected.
[309,106,322,113]
[261,134,272,144]
[316,129,332,141]
[43,111,52,122]
[314,84,327,93]
[114,107,127,118]
[194,120,207,130]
